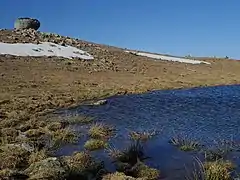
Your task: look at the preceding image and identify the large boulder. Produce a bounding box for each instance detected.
[14,18,40,30]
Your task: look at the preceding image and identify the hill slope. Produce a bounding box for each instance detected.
[0,29,240,116]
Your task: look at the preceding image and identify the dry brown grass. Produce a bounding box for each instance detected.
[28,150,48,164]
[0,144,30,169]
[51,128,79,146]
[84,139,108,151]
[88,123,115,139]
[64,151,105,178]
[1,29,240,179]
[186,157,235,180]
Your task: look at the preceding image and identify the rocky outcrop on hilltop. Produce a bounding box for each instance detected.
[0,29,124,72]
[14,18,41,30]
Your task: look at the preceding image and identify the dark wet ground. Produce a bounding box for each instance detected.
[55,85,240,179]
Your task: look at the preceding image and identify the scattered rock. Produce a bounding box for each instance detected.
[92,99,108,106]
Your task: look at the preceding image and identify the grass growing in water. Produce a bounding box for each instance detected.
[170,135,200,151]
[64,115,94,125]
[107,140,159,179]
[186,157,235,180]
[84,139,108,151]
[204,139,240,161]
[88,123,114,139]
[128,130,156,142]
[51,128,79,147]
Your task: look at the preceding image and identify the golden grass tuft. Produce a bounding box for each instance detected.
[64,151,104,178]
[65,115,94,124]
[51,128,79,145]
[24,128,45,138]
[88,123,114,139]
[133,161,160,179]
[186,157,235,180]
[102,172,140,180]
[28,149,48,164]
[46,122,63,131]
[0,144,30,169]
[84,139,108,151]
[106,145,124,160]
[170,135,200,151]
[204,160,235,180]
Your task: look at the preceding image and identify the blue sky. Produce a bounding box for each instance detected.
[1,1,239,59]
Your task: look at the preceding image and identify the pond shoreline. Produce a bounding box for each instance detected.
[50,84,240,179]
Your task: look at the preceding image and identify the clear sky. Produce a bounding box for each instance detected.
[1,1,239,59]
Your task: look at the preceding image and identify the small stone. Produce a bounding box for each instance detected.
[60,41,66,46]
[92,99,108,106]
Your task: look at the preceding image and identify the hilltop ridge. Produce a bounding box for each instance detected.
[0,29,240,116]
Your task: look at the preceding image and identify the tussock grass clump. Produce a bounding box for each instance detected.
[204,139,240,161]
[102,172,138,180]
[64,151,105,178]
[186,158,235,180]
[106,146,124,160]
[28,149,48,164]
[132,161,160,179]
[129,130,156,142]
[46,122,64,131]
[108,140,157,178]
[0,118,22,129]
[204,148,228,162]
[1,127,19,137]
[0,127,19,145]
[204,160,235,179]
[170,135,200,151]
[88,123,114,139]
[0,144,30,169]
[65,115,94,125]
[0,168,28,180]
[51,128,79,145]
[118,141,149,165]
[24,128,46,138]
[24,157,67,180]
[84,139,108,151]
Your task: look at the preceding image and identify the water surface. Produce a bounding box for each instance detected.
[57,85,240,179]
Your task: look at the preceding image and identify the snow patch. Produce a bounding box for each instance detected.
[126,51,210,65]
[0,42,94,60]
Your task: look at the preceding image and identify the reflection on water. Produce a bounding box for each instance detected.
[56,85,240,179]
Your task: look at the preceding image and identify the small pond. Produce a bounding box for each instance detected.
[55,85,240,179]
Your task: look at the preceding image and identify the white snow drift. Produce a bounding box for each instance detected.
[126,51,210,65]
[0,42,94,60]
